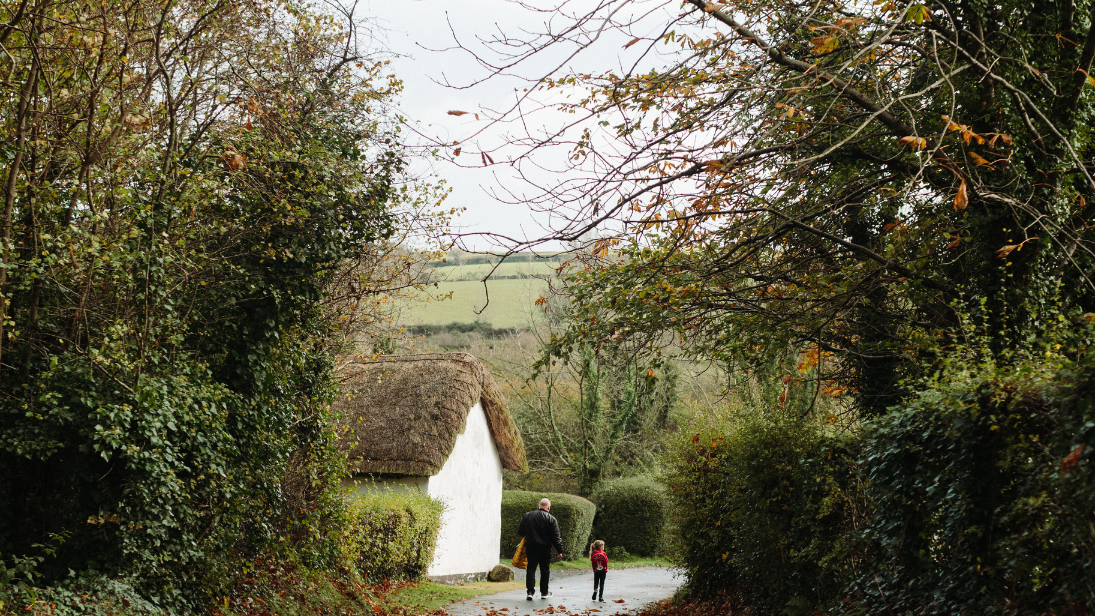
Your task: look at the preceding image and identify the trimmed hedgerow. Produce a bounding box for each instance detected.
[665,408,867,614]
[590,476,669,557]
[500,491,595,560]
[343,490,444,582]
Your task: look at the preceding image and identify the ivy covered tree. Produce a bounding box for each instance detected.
[0,0,433,603]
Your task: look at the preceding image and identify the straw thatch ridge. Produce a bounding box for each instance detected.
[334,353,527,476]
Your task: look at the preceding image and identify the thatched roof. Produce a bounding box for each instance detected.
[333,353,527,477]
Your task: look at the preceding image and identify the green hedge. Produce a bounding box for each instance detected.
[591,476,669,557]
[859,353,1095,615]
[343,490,444,581]
[666,409,866,613]
[500,491,596,560]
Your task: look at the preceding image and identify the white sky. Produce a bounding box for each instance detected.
[360,0,682,251]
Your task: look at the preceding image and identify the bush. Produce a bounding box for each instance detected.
[590,476,669,557]
[666,408,866,614]
[500,491,596,560]
[343,491,444,582]
[858,351,1095,615]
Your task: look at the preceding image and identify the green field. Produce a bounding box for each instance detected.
[432,259,559,282]
[402,277,552,329]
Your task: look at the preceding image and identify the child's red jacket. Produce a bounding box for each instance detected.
[590,549,609,572]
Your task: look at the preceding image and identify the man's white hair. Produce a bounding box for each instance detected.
[540,498,551,509]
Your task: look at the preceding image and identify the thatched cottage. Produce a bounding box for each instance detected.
[333,353,527,582]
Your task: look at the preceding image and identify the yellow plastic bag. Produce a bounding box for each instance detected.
[511,538,528,569]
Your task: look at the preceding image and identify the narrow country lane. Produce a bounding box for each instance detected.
[443,567,683,616]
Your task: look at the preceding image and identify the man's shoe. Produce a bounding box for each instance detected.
[592,593,598,600]
[599,597,606,602]
[526,593,534,601]
[540,592,553,599]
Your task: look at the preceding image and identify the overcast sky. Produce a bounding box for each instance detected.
[359,0,681,251]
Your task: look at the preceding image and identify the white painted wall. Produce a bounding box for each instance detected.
[425,401,503,577]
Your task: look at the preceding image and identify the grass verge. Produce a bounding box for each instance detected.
[542,556,676,570]
[383,580,524,612]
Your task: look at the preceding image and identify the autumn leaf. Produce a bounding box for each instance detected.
[954,178,968,210]
[996,237,1038,258]
[968,152,993,168]
[897,135,927,150]
[613,599,626,603]
[480,152,495,166]
[907,4,932,23]
[222,146,246,171]
[703,2,725,12]
[624,38,642,49]
[247,97,261,113]
[775,102,799,118]
[947,237,961,249]
[1061,443,1085,474]
[810,35,839,54]
[1078,68,1095,87]
[453,147,461,157]
[447,110,469,116]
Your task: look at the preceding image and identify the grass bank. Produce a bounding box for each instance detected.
[383,579,523,613]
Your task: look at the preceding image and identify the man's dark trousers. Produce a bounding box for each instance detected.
[525,543,552,595]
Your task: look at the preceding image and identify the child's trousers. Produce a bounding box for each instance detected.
[593,570,606,598]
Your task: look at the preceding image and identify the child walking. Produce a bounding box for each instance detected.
[590,540,609,602]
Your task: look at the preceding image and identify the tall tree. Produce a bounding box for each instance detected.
[464,0,1095,415]
[0,0,429,600]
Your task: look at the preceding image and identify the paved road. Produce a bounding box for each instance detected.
[443,566,684,616]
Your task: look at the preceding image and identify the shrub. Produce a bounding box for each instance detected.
[665,408,866,614]
[343,490,444,582]
[858,351,1095,615]
[590,476,669,557]
[500,491,596,560]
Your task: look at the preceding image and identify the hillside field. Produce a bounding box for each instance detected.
[401,276,552,329]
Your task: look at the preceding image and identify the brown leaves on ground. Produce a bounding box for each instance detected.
[203,555,446,616]
[627,597,741,616]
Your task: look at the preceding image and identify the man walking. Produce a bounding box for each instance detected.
[517,497,564,600]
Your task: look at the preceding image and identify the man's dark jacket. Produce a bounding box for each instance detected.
[518,508,564,554]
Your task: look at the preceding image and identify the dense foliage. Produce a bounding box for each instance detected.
[860,341,1095,614]
[343,491,444,583]
[465,0,1095,610]
[499,490,596,561]
[665,403,866,614]
[0,0,422,606]
[503,0,1095,420]
[590,476,669,558]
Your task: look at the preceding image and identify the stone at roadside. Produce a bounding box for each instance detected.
[487,564,514,582]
